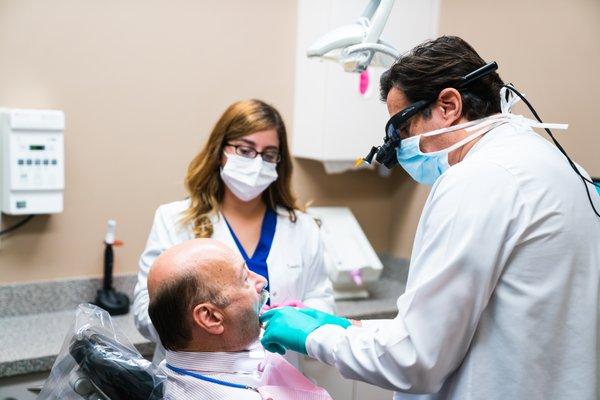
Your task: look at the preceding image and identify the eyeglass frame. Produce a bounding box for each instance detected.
[224,142,282,164]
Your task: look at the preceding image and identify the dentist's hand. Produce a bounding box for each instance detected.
[260,307,322,355]
[298,308,351,328]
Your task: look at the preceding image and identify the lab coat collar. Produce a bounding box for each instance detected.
[463,120,512,160]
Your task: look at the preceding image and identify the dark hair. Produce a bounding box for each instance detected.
[148,270,230,351]
[380,36,504,120]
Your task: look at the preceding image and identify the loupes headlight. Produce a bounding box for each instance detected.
[361,61,499,170]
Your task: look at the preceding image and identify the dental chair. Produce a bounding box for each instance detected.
[67,330,164,400]
[38,304,165,400]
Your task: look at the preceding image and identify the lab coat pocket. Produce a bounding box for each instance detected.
[271,261,305,302]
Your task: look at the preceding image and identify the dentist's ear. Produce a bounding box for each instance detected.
[436,88,463,125]
[192,303,225,335]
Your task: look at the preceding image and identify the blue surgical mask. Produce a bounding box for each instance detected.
[396,115,509,185]
[396,135,451,185]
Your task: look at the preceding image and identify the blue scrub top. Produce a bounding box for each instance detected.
[224,208,277,299]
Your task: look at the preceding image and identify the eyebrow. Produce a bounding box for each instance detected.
[231,137,279,151]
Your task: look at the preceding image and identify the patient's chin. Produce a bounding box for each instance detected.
[230,308,261,350]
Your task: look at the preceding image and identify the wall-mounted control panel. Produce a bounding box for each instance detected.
[0,109,65,215]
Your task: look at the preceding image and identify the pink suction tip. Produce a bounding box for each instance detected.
[359,70,370,95]
[350,269,363,286]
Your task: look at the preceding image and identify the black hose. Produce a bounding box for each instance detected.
[0,215,35,236]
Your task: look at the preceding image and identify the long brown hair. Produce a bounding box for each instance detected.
[181,99,300,237]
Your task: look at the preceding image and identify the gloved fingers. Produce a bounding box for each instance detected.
[261,331,287,355]
[259,309,278,325]
[298,308,322,319]
[265,342,286,355]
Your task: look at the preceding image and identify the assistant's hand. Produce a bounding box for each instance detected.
[298,308,351,329]
[260,307,322,355]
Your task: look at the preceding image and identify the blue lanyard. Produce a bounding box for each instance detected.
[166,364,259,392]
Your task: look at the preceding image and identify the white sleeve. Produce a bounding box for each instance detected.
[306,162,526,394]
[301,218,336,314]
[133,206,173,343]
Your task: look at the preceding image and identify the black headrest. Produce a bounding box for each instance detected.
[69,331,163,400]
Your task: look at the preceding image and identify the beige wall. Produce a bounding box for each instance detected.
[0,0,396,283]
[388,0,600,258]
[1,0,599,283]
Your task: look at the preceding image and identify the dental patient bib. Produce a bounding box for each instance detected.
[165,352,332,400]
[256,353,332,400]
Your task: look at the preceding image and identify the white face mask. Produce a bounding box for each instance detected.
[220,153,278,202]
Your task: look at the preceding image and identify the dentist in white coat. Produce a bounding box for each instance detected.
[260,36,600,400]
[134,99,334,363]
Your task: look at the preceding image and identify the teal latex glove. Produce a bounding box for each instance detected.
[260,307,322,355]
[298,308,351,328]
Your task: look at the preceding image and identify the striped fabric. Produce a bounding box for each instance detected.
[160,344,266,400]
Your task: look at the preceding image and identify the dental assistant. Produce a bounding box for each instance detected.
[134,99,334,362]
[260,36,600,400]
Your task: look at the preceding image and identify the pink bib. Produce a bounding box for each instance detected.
[257,353,332,400]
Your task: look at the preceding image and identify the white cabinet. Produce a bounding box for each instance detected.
[0,372,47,400]
[301,357,394,399]
[356,380,396,400]
[292,0,440,169]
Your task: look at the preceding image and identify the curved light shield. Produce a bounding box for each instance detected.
[306,0,399,72]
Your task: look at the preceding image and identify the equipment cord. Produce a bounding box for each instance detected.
[0,215,35,236]
[504,85,600,218]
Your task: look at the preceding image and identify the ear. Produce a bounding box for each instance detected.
[192,303,225,335]
[436,88,463,125]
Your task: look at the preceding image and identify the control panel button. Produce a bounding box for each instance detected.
[26,159,32,165]
[17,159,24,165]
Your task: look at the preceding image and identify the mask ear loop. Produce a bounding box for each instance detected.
[419,114,509,139]
[500,84,520,114]
[413,119,508,157]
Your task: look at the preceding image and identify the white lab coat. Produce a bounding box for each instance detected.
[134,200,335,362]
[306,119,600,399]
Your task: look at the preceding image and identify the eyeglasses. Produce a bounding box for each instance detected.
[225,143,281,163]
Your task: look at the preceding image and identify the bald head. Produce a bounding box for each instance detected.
[147,238,245,350]
[148,238,241,300]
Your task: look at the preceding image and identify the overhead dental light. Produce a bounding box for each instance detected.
[307,0,399,73]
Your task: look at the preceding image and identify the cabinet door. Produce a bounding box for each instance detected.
[300,357,355,399]
[355,381,394,399]
[293,0,440,163]
[0,372,47,400]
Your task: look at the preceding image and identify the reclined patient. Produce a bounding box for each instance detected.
[147,238,331,400]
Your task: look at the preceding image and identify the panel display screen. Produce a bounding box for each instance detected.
[29,145,45,151]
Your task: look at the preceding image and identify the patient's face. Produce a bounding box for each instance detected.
[221,260,267,349]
